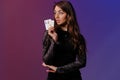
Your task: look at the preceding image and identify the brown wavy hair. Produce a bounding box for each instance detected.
[53,1,86,53]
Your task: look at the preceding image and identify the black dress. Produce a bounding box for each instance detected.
[42,29,86,80]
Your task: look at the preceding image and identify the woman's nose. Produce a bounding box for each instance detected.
[55,14,59,18]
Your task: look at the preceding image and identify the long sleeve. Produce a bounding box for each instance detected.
[56,45,86,73]
[42,31,56,65]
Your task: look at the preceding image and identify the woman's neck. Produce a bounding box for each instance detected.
[61,25,67,31]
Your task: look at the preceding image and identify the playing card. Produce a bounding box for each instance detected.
[44,19,54,30]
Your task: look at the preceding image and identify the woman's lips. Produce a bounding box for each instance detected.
[56,20,60,23]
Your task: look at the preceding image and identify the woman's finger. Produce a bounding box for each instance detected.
[42,63,48,67]
[47,65,57,71]
[48,26,54,30]
[46,69,55,73]
[42,63,57,72]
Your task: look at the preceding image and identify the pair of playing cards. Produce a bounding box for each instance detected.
[44,19,54,30]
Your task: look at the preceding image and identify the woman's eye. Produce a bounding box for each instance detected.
[54,11,64,15]
[59,12,64,14]
[53,12,56,14]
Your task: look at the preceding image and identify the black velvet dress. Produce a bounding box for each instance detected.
[42,29,86,80]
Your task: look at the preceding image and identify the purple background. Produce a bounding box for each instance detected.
[0,0,120,80]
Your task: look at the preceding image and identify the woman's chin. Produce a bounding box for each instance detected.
[56,22,61,25]
[57,22,67,27]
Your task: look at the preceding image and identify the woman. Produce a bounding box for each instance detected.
[42,1,87,80]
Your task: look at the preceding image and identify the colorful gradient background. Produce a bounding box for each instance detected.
[0,0,120,80]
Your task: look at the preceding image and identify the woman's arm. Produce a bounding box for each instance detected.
[42,45,86,73]
[56,46,86,73]
[42,31,56,65]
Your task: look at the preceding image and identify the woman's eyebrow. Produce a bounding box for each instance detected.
[54,10,63,12]
[58,10,64,12]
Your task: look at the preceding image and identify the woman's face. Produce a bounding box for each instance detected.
[54,6,67,25]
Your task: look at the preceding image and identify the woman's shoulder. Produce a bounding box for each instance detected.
[79,33,85,39]
[78,33,86,45]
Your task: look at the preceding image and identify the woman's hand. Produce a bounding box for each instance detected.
[48,27,58,42]
[42,62,57,73]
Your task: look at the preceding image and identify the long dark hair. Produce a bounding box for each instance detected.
[53,1,86,53]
